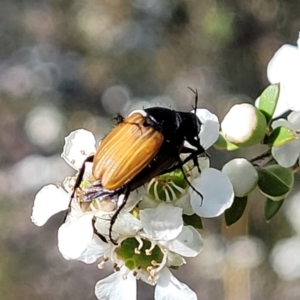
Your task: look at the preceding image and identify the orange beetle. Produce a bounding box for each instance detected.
[71,90,205,244]
[92,113,164,190]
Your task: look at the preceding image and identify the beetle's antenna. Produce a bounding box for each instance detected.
[188,87,209,169]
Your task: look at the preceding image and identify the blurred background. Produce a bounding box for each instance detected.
[1,0,300,299]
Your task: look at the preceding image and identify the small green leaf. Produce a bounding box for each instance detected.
[257,165,294,200]
[258,83,280,124]
[266,126,297,147]
[225,196,247,226]
[265,198,284,221]
[213,133,239,151]
[183,214,203,229]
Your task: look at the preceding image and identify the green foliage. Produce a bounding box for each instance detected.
[266,126,297,147]
[265,198,284,221]
[258,84,280,124]
[258,165,294,201]
[183,214,203,229]
[225,196,248,226]
[214,133,239,151]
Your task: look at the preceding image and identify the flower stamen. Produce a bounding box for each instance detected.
[145,241,157,255]
[134,236,144,254]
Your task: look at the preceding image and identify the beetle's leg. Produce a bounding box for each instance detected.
[108,186,131,245]
[180,145,206,173]
[176,154,203,201]
[161,144,204,175]
[156,146,204,201]
[114,113,124,124]
[64,155,95,222]
[92,219,108,243]
[70,155,94,200]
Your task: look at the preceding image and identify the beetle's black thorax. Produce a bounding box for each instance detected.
[143,107,201,146]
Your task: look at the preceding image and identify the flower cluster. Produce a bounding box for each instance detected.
[31,109,234,300]
[31,32,300,300]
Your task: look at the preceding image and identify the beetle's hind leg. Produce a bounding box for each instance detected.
[158,147,204,202]
[64,155,95,222]
[108,187,131,245]
[70,155,94,200]
[176,150,204,201]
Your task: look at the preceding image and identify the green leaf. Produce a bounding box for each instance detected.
[257,165,294,200]
[225,196,247,226]
[213,133,239,151]
[265,198,284,221]
[266,126,297,147]
[258,83,280,124]
[183,214,203,229]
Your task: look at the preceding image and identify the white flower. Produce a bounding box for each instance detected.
[31,129,98,226]
[31,123,219,300]
[141,161,234,219]
[31,184,70,226]
[261,33,300,117]
[190,168,234,217]
[222,158,258,197]
[195,108,220,149]
[61,129,97,170]
[139,109,234,218]
[95,266,197,300]
[95,269,137,300]
[94,204,203,300]
[139,157,209,215]
[221,103,266,146]
[271,111,300,167]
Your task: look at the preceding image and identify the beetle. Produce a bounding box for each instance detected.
[71,89,205,244]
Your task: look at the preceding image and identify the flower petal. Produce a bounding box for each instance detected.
[166,252,186,268]
[77,235,111,264]
[140,203,183,241]
[120,187,145,212]
[31,184,70,226]
[191,168,234,217]
[222,158,258,197]
[113,212,143,236]
[155,267,197,300]
[174,193,194,215]
[196,109,220,149]
[280,78,300,112]
[95,269,137,300]
[272,139,300,167]
[160,226,204,257]
[61,129,96,170]
[271,117,300,167]
[267,44,300,84]
[58,213,94,260]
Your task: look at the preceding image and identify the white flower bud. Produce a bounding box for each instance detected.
[222,158,258,197]
[221,104,267,146]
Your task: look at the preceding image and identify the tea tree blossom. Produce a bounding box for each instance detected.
[29,32,300,300]
[257,32,300,117]
[31,107,227,300]
[271,111,300,168]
